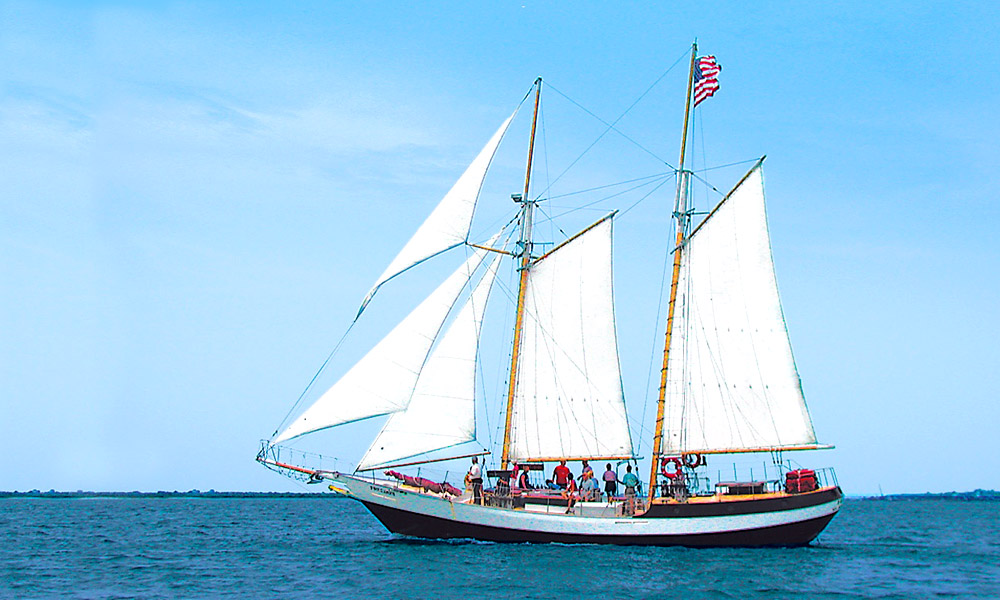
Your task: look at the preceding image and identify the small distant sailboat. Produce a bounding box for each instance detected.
[258,43,841,546]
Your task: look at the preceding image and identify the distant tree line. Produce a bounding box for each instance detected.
[861,489,999,501]
[0,490,341,498]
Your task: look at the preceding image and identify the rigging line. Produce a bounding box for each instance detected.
[539,101,560,251]
[540,93,552,215]
[480,226,519,452]
[618,175,675,219]
[635,205,676,454]
[517,80,537,106]
[541,81,678,199]
[470,211,521,249]
[694,158,761,174]
[689,170,722,197]
[542,171,672,202]
[698,108,708,211]
[534,204,569,240]
[484,254,519,452]
[271,322,356,438]
[538,173,672,224]
[531,47,689,201]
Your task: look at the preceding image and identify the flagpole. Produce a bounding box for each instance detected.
[647,41,697,504]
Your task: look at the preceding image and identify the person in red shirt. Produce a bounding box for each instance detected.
[552,460,571,489]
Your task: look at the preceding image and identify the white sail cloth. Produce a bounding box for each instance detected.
[508,216,634,461]
[662,166,817,454]
[273,246,493,445]
[357,253,502,471]
[358,112,515,315]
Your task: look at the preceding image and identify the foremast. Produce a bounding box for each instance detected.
[500,77,542,470]
[648,42,698,500]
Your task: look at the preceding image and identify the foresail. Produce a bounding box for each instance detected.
[273,246,493,445]
[357,252,502,471]
[508,216,634,461]
[358,112,516,315]
[662,166,817,454]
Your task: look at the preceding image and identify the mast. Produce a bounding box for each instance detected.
[648,42,697,500]
[500,77,542,469]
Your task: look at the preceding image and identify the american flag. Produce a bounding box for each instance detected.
[693,55,721,106]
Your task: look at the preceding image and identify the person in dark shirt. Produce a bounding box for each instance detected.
[517,467,532,490]
[495,470,510,496]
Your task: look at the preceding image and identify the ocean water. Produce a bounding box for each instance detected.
[2,497,998,599]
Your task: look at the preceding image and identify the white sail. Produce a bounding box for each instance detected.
[508,216,634,461]
[273,246,493,445]
[357,252,502,471]
[359,112,516,315]
[662,166,817,454]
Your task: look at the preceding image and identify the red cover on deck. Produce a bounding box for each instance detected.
[785,469,816,480]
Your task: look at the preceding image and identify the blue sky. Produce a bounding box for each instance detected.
[2,2,998,494]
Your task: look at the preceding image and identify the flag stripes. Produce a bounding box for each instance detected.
[693,55,721,106]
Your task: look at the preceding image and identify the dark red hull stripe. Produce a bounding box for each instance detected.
[643,487,842,518]
[515,486,840,516]
[360,500,838,547]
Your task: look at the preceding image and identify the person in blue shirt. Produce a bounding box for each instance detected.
[619,464,641,514]
[580,470,600,501]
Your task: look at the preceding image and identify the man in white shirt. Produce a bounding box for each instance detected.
[467,457,483,505]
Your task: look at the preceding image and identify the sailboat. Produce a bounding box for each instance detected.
[257,44,842,546]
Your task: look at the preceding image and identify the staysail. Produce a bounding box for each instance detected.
[358,112,516,315]
[273,245,494,444]
[508,215,634,461]
[357,252,503,471]
[661,165,817,454]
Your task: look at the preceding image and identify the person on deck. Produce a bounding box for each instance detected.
[620,464,640,514]
[553,460,571,489]
[563,474,579,514]
[517,467,533,490]
[467,457,483,505]
[603,463,618,499]
[581,460,594,480]
[510,464,521,490]
[581,470,600,501]
[495,469,510,496]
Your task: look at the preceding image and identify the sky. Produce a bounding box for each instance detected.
[2,1,998,495]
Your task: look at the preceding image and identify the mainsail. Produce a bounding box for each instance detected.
[357,252,503,471]
[508,215,634,461]
[359,112,516,315]
[273,245,494,445]
[662,166,817,454]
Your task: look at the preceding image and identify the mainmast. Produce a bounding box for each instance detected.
[500,78,542,470]
[648,42,697,500]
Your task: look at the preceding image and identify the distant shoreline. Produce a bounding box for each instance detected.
[0,490,337,498]
[2,489,997,500]
[858,489,999,501]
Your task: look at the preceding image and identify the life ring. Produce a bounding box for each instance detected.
[660,456,684,480]
[682,453,705,469]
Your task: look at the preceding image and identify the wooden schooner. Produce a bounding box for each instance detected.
[258,42,842,546]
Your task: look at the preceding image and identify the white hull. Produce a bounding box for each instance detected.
[324,472,842,546]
